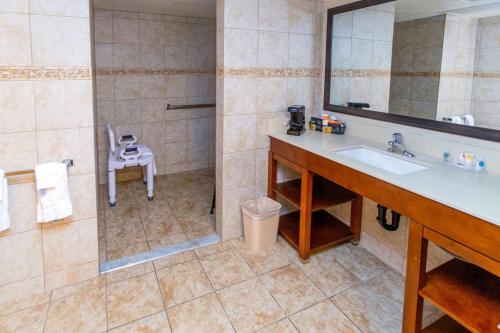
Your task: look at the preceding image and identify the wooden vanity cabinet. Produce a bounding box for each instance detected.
[268,136,499,332]
[268,148,362,262]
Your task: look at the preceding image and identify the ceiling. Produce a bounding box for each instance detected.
[93,0,216,18]
[395,0,500,21]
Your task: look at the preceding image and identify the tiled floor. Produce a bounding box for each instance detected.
[0,238,442,333]
[98,168,216,262]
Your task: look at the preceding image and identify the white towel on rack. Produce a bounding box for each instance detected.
[0,169,10,232]
[451,116,464,124]
[35,163,73,223]
[463,114,475,126]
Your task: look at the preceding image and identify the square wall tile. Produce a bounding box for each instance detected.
[222,115,256,153]
[223,28,258,68]
[0,132,37,171]
[0,81,35,134]
[34,80,93,131]
[0,0,29,13]
[0,230,43,287]
[259,0,289,32]
[94,16,112,43]
[221,185,256,240]
[223,77,258,115]
[42,219,98,273]
[222,150,256,190]
[224,0,258,30]
[113,44,140,68]
[37,127,95,176]
[30,15,91,66]
[289,0,316,34]
[289,34,315,69]
[29,0,89,17]
[0,13,31,66]
[141,44,165,68]
[112,17,139,44]
[95,43,113,68]
[258,31,289,68]
[257,77,288,113]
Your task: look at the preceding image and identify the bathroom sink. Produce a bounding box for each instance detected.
[335,147,429,175]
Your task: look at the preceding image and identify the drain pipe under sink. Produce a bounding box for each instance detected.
[376,204,401,231]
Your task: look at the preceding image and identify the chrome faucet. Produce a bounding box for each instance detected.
[388,133,415,158]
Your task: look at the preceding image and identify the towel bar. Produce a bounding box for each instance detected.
[5,159,74,185]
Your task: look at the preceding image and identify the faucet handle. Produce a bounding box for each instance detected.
[392,133,403,144]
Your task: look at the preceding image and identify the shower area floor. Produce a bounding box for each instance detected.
[98,168,216,263]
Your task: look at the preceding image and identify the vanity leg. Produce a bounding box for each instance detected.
[350,195,363,244]
[268,151,277,200]
[299,170,313,262]
[403,220,428,333]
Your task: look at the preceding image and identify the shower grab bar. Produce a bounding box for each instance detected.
[164,103,215,111]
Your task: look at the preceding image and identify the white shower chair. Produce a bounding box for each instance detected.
[106,124,156,207]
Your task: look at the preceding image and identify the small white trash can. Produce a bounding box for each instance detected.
[241,197,282,254]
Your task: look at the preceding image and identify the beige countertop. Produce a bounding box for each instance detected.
[269,130,500,227]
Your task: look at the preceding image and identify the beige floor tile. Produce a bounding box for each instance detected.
[149,232,188,250]
[217,278,285,333]
[157,259,213,307]
[260,264,325,315]
[167,293,234,333]
[44,287,107,333]
[199,250,255,290]
[175,212,213,231]
[0,291,50,317]
[153,250,197,270]
[105,205,141,229]
[109,311,171,333]
[107,241,150,261]
[301,251,360,297]
[257,319,298,333]
[232,239,290,275]
[332,270,405,333]
[107,272,164,329]
[106,262,155,284]
[106,222,147,250]
[0,303,48,333]
[331,243,388,281]
[290,300,361,333]
[194,241,234,258]
[184,224,216,240]
[51,276,106,301]
[143,219,184,241]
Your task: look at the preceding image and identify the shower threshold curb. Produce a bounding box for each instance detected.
[100,233,221,273]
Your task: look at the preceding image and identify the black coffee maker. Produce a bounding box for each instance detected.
[287,105,306,136]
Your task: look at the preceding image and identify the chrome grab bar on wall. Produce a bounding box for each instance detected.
[164,103,216,111]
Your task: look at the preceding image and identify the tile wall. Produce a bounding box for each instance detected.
[0,0,98,305]
[471,16,500,130]
[216,0,325,240]
[94,9,216,183]
[436,16,477,122]
[389,15,446,120]
[330,3,395,112]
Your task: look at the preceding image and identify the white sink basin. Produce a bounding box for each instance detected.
[335,147,429,175]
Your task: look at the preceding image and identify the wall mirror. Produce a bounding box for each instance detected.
[324,0,500,142]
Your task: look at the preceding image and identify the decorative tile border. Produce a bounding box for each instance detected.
[330,70,500,79]
[0,66,92,80]
[330,69,391,78]
[217,68,321,77]
[95,68,215,76]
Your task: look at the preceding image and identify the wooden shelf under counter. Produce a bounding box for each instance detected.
[273,178,357,212]
[418,258,500,333]
[278,210,354,255]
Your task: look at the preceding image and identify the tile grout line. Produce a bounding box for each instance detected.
[152,267,174,333]
[197,254,238,332]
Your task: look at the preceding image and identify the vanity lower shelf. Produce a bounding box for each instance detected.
[419,259,500,333]
[273,178,357,212]
[278,210,354,254]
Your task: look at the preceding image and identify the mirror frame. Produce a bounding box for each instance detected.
[324,0,500,142]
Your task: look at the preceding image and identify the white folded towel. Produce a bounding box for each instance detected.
[0,169,10,232]
[35,163,73,223]
[451,116,464,124]
[463,114,475,126]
